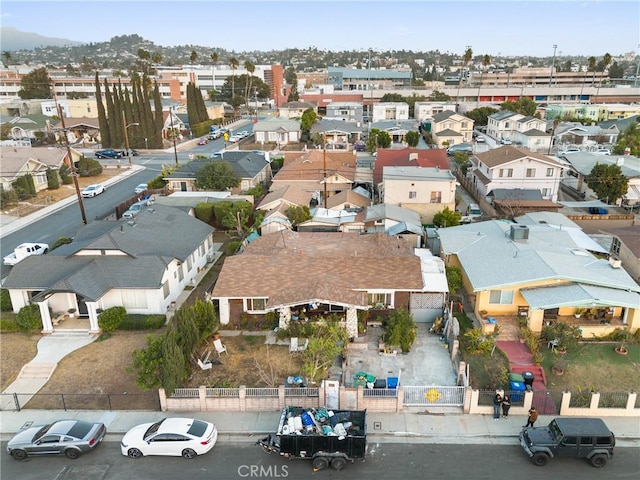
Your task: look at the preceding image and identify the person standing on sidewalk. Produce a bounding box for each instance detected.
[524,406,538,428]
[493,392,503,420]
[501,394,511,418]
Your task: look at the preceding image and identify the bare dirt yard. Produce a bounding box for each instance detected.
[0,332,40,391]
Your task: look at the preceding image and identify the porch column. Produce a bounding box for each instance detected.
[218,298,230,325]
[346,307,358,339]
[279,306,291,330]
[38,300,54,334]
[87,302,100,334]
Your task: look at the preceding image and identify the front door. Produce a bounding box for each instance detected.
[76,296,89,318]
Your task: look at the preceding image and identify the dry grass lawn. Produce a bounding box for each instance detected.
[0,332,40,391]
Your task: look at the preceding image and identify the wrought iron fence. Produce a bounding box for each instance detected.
[246,388,279,397]
[594,392,629,409]
[285,388,319,397]
[363,388,398,397]
[1,392,159,411]
[404,386,465,406]
[205,388,239,398]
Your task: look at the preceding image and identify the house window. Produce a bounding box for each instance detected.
[526,168,536,178]
[430,191,442,203]
[122,290,148,309]
[409,191,417,199]
[247,298,267,311]
[368,293,392,307]
[178,264,184,283]
[499,169,513,178]
[187,256,193,271]
[611,237,621,256]
[546,168,554,177]
[162,281,170,299]
[541,188,550,197]
[489,290,514,305]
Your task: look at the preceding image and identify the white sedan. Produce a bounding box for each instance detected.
[121,418,217,459]
[81,184,105,197]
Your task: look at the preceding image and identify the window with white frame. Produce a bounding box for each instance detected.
[122,290,148,309]
[409,191,417,199]
[162,281,170,299]
[541,188,550,197]
[368,292,392,307]
[247,298,267,311]
[611,237,621,256]
[499,168,513,178]
[546,168,554,177]
[178,264,184,283]
[430,191,442,203]
[489,290,514,305]
[526,168,536,178]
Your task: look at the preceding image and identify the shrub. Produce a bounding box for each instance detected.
[46,168,60,189]
[384,307,417,352]
[76,156,103,177]
[119,314,166,330]
[226,240,242,255]
[59,164,73,184]
[195,203,215,224]
[0,319,20,332]
[541,322,581,351]
[50,237,73,251]
[0,289,13,312]
[15,304,42,331]
[0,185,19,209]
[98,306,126,331]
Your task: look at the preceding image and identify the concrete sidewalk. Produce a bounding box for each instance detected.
[1,408,638,447]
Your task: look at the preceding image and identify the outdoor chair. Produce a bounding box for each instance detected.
[213,338,227,356]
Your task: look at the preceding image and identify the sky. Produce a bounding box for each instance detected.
[1,0,638,57]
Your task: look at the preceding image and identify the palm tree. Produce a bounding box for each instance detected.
[2,51,11,66]
[151,52,162,75]
[210,52,219,96]
[137,48,150,75]
[230,57,239,99]
[244,60,255,107]
[463,47,473,86]
[588,56,597,86]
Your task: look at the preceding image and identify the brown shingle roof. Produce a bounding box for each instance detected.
[475,146,563,168]
[211,232,423,308]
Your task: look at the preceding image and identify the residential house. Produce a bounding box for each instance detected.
[52,117,101,145]
[270,150,357,206]
[414,102,457,122]
[253,118,301,146]
[553,122,619,148]
[363,204,425,247]
[546,103,640,122]
[430,110,474,147]
[3,204,216,334]
[310,118,364,148]
[210,231,449,337]
[164,151,272,194]
[370,120,418,145]
[601,226,640,283]
[437,219,640,336]
[0,146,69,192]
[558,153,640,205]
[487,111,550,151]
[297,208,362,233]
[469,146,565,202]
[205,101,226,121]
[371,102,409,123]
[0,114,52,142]
[373,148,449,184]
[380,166,456,224]
[325,102,364,124]
[278,101,317,119]
[487,188,560,217]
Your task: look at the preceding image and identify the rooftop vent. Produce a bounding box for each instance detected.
[509,224,529,241]
[609,256,622,269]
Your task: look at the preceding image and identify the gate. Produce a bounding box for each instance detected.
[403,386,466,407]
[532,389,562,415]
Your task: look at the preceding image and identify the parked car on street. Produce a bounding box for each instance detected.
[121,418,217,459]
[558,147,581,156]
[3,242,49,266]
[500,138,512,145]
[122,201,147,220]
[594,148,611,155]
[81,183,106,197]
[197,138,209,145]
[134,183,148,194]
[446,143,473,155]
[7,419,107,460]
[95,149,122,159]
[228,135,241,143]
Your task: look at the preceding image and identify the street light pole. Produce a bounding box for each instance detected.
[57,104,87,225]
[122,111,139,167]
[549,44,558,87]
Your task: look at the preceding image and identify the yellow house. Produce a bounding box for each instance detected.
[438,218,640,337]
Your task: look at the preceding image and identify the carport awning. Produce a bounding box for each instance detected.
[520,283,640,309]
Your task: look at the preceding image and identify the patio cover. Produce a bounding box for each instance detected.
[520,282,640,310]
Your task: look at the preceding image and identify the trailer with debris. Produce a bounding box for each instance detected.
[258,406,366,472]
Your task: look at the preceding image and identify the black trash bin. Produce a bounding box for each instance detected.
[522,371,535,391]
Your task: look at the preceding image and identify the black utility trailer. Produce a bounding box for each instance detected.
[258,406,366,472]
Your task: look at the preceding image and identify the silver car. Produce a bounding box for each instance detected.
[122,201,147,220]
[7,419,107,460]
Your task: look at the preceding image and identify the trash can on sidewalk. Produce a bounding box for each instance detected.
[522,371,535,391]
[509,372,524,383]
[510,381,526,401]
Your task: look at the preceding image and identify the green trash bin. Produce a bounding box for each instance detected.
[509,372,524,383]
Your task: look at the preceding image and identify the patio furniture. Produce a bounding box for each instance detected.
[197,350,212,370]
[289,337,308,353]
[547,339,559,351]
[213,338,227,356]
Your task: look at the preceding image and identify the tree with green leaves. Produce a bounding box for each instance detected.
[384,307,417,353]
[195,161,240,191]
[584,163,628,204]
[18,67,52,99]
[230,57,239,99]
[464,106,498,126]
[405,130,420,147]
[433,206,462,228]
[300,108,317,132]
[189,50,198,65]
[285,66,299,101]
[301,321,349,382]
[2,51,11,65]
[366,129,391,152]
[213,200,253,237]
[588,56,597,85]
[429,90,451,101]
[285,204,312,228]
[244,60,256,106]
[446,266,463,297]
[500,97,538,117]
[217,74,271,104]
[613,121,640,156]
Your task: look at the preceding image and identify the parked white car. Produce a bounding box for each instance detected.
[558,147,581,156]
[594,148,611,155]
[81,184,106,197]
[3,243,49,266]
[121,418,217,459]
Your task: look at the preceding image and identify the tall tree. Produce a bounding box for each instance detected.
[463,47,473,86]
[18,67,52,99]
[152,81,165,149]
[195,162,240,191]
[190,50,198,65]
[584,163,628,204]
[244,60,255,107]
[95,72,110,148]
[230,57,239,99]
[2,51,11,65]
[588,56,597,86]
[210,52,219,99]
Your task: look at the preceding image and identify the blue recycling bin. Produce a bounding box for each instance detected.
[387,377,399,389]
[510,381,525,401]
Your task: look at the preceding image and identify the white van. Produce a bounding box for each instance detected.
[467,203,482,219]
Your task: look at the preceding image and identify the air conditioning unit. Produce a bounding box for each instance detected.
[608,257,622,268]
[206,253,215,264]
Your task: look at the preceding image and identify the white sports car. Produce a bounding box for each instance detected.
[121,418,217,459]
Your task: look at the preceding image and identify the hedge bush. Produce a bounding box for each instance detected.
[15,304,42,331]
[76,157,103,177]
[119,314,166,330]
[98,306,126,331]
[0,319,20,332]
[0,289,13,312]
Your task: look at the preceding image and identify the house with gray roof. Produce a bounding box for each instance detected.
[0,146,69,191]
[430,110,474,147]
[487,111,549,151]
[310,118,365,148]
[3,204,216,334]
[278,101,317,119]
[437,219,640,337]
[325,102,364,124]
[553,122,619,147]
[164,151,272,194]
[211,231,448,336]
[253,118,300,146]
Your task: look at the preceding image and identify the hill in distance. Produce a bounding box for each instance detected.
[1,26,85,51]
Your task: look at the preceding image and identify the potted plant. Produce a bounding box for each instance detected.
[542,322,581,354]
[552,357,566,376]
[67,308,76,318]
[614,329,630,355]
[574,308,585,319]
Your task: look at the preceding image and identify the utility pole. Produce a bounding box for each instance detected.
[323,133,327,209]
[169,108,179,165]
[122,111,139,167]
[57,104,87,225]
[549,44,558,87]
